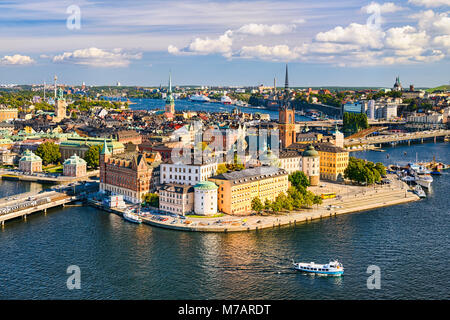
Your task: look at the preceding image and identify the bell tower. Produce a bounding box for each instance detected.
[278,64,296,149]
[54,87,67,122]
[165,72,175,114]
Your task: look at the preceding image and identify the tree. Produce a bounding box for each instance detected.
[264,199,272,212]
[142,193,159,207]
[289,171,310,192]
[84,144,102,169]
[35,141,61,166]
[375,162,386,177]
[216,163,228,175]
[251,197,264,214]
[344,157,384,184]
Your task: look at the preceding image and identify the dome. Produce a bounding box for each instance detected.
[302,145,319,157]
[194,181,218,191]
[64,154,86,165]
[19,150,42,162]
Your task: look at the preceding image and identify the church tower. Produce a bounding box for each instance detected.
[165,72,175,114]
[54,87,67,122]
[278,64,296,149]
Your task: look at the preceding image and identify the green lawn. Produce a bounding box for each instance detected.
[44,165,63,173]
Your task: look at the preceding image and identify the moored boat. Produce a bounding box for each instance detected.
[123,210,142,224]
[415,174,433,189]
[293,260,344,276]
[413,185,426,198]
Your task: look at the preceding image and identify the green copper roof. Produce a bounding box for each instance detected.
[64,154,86,165]
[100,139,111,155]
[194,181,218,190]
[19,149,42,162]
[302,145,319,157]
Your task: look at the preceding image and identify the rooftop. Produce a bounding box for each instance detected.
[210,166,287,185]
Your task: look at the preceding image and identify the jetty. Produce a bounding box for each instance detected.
[0,182,98,226]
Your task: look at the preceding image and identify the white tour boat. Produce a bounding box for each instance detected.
[190,94,210,102]
[293,260,344,276]
[123,209,142,224]
[415,174,433,189]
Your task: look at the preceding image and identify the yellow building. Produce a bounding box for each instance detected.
[315,143,349,181]
[209,166,289,216]
[0,107,18,122]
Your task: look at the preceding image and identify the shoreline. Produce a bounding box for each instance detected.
[91,176,420,233]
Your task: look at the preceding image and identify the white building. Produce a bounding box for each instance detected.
[159,184,194,216]
[160,162,218,186]
[278,150,303,174]
[194,181,218,216]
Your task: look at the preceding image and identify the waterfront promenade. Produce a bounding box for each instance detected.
[99,175,419,233]
[0,169,99,184]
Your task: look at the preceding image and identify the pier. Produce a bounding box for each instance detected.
[0,182,98,225]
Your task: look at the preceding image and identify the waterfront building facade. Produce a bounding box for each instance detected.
[315,143,349,181]
[159,184,194,215]
[209,166,289,216]
[301,145,320,186]
[278,150,303,174]
[194,181,218,216]
[63,154,87,177]
[160,162,218,186]
[18,149,42,173]
[99,141,153,204]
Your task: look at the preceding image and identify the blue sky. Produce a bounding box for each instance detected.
[0,0,449,87]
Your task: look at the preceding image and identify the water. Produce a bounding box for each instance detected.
[122,97,309,121]
[0,142,449,299]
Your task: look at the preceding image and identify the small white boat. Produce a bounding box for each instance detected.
[123,210,142,224]
[401,175,416,183]
[415,175,433,189]
[413,185,426,198]
[293,260,344,276]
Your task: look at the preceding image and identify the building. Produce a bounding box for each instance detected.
[53,88,67,122]
[112,130,142,145]
[18,149,42,173]
[159,184,194,216]
[278,65,296,148]
[295,132,323,144]
[63,154,87,177]
[314,143,349,181]
[393,76,403,92]
[165,73,175,115]
[59,137,124,161]
[0,107,18,122]
[99,141,154,203]
[193,181,218,216]
[382,105,398,120]
[160,161,218,186]
[278,150,303,174]
[0,148,19,166]
[343,102,363,114]
[209,166,289,216]
[301,145,320,186]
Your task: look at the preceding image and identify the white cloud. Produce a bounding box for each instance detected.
[236,24,296,36]
[315,23,385,49]
[52,48,142,67]
[238,44,303,61]
[168,30,233,57]
[408,0,450,7]
[362,2,403,14]
[413,10,450,34]
[0,54,35,65]
[385,26,429,52]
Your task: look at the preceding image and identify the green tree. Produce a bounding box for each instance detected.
[289,171,310,192]
[264,199,272,212]
[142,193,159,207]
[35,141,61,165]
[84,144,102,169]
[216,163,228,175]
[251,197,264,214]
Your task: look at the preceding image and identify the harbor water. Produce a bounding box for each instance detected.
[0,142,449,299]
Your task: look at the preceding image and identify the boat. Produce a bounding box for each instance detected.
[413,185,426,198]
[220,93,232,104]
[415,174,433,189]
[401,175,416,183]
[190,94,210,102]
[430,170,442,175]
[123,210,142,224]
[293,260,344,276]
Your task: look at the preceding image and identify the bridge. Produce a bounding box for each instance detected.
[0,182,98,225]
[345,126,388,140]
[344,129,450,147]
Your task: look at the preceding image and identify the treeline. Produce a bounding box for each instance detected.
[343,112,369,134]
[344,157,386,185]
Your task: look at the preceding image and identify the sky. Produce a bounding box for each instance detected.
[0,0,449,87]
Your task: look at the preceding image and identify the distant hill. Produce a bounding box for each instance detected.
[426,85,450,93]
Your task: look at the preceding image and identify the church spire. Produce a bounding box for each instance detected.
[284,64,289,91]
[168,71,172,94]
